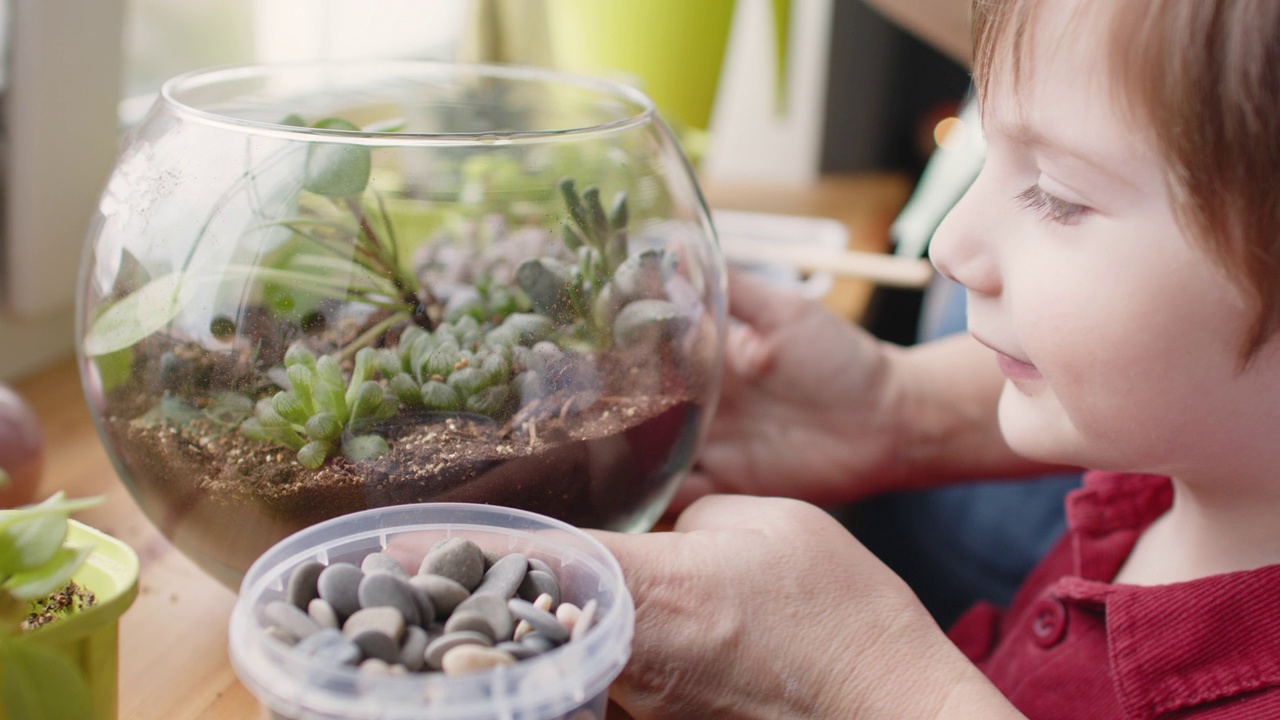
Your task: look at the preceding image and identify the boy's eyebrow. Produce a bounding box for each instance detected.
[989,120,1137,188]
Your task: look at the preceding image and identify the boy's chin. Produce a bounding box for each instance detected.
[997,397,1086,467]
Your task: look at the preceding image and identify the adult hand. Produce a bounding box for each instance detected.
[590,495,1018,719]
[678,270,905,509]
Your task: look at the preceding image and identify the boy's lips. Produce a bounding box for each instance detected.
[996,352,1041,381]
[973,334,1042,380]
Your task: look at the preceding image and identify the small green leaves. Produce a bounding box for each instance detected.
[515,259,575,324]
[301,117,372,198]
[240,342,398,470]
[83,273,191,357]
[0,492,103,602]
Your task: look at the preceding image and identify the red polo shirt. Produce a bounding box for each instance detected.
[947,471,1280,719]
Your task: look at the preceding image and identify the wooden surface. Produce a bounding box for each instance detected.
[14,172,911,719]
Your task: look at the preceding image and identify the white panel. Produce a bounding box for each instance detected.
[702,0,833,185]
[4,0,125,317]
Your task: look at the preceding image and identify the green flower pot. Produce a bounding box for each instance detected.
[9,520,140,720]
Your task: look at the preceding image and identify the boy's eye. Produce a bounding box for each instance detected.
[1016,185,1088,225]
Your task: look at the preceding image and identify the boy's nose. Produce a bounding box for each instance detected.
[929,184,1000,297]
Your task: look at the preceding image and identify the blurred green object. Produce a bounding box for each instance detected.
[547,0,736,133]
[2,516,139,720]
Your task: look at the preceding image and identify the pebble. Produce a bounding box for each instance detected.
[317,563,364,618]
[265,600,321,643]
[419,538,486,590]
[409,574,468,617]
[425,630,494,670]
[294,628,360,667]
[287,561,325,608]
[473,553,528,598]
[267,545,605,682]
[494,640,542,660]
[342,606,406,643]
[517,569,561,606]
[447,593,513,641]
[556,602,582,633]
[399,626,429,671]
[361,551,410,579]
[520,633,557,655]
[571,599,597,643]
[352,629,400,664]
[307,598,339,629]
[508,598,568,644]
[440,645,516,677]
[358,573,422,626]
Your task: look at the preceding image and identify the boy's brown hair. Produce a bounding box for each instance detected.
[971,0,1280,360]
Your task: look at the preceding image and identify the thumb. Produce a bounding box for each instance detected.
[673,493,808,533]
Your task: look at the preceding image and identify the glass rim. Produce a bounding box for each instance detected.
[158,59,658,146]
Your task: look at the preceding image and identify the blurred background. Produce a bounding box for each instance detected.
[0,0,968,380]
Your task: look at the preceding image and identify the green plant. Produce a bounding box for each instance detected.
[517,178,686,349]
[0,492,104,719]
[239,345,398,469]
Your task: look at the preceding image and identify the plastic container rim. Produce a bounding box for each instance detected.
[230,502,634,720]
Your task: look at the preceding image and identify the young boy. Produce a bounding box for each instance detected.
[929,0,1280,716]
[593,0,1280,717]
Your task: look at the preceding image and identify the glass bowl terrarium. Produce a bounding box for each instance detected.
[76,61,725,587]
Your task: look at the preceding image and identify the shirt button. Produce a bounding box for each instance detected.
[1029,596,1068,648]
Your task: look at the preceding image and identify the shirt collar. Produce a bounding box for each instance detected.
[1056,472,1280,717]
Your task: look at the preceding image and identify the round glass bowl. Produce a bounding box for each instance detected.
[76,61,725,586]
[229,502,633,720]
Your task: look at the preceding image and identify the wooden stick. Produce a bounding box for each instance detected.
[719,235,936,289]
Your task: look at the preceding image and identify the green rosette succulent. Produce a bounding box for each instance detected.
[240,344,397,469]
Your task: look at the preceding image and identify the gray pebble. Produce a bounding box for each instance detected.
[361,551,410,579]
[317,563,364,619]
[527,558,555,576]
[409,574,466,617]
[419,538,485,590]
[287,561,325,609]
[517,569,561,607]
[508,598,568,644]
[521,633,557,654]
[295,628,360,666]
[358,573,421,626]
[265,600,320,643]
[482,550,504,569]
[494,640,542,660]
[398,626,429,671]
[343,606,406,643]
[474,553,528,598]
[447,593,513,641]
[352,630,400,664]
[307,598,339,629]
[425,630,494,670]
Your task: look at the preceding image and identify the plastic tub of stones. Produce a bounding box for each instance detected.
[228,502,634,720]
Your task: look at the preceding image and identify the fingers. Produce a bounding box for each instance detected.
[673,493,810,533]
[725,320,773,379]
[725,267,801,331]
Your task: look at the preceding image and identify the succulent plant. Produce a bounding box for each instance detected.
[515,178,689,349]
[240,344,398,469]
[377,312,556,421]
[0,492,104,717]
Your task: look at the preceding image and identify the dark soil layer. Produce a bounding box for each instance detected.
[103,388,700,588]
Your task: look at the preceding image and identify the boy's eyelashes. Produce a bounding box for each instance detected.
[1015,185,1089,225]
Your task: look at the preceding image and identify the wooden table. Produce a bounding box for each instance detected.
[14,172,911,719]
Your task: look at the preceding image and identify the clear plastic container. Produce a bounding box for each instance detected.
[228,503,634,720]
